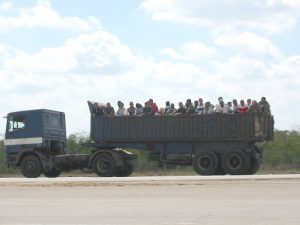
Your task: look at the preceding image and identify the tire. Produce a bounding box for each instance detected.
[80,167,94,174]
[214,154,226,175]
[247,157,261,175]
[192,150,218,176]
[92,153,116,177]
[43,169,62,178]
[20,155,42,178]
[116,161,134,177]
[214,165,226,175]
[221,150,251,175]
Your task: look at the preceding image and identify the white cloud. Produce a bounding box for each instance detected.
[3,31,136,74]
[140,0,300,33]
[214,31,282,60]
[271,55,300,80]
[213,55,269,81]
[160,41,215,61]
[0,44,7,54]
[0,1,13,12]
[0,0,100,33]
[211,54,300,128]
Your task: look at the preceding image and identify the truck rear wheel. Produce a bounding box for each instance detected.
[92,153,116,177]
[221,150,250,175]
[214,154,226,175]
[43,169,62,178]
[116,161,135,177]
[214,165,226,175]
[192,150,218,176]
[20,155,42,178]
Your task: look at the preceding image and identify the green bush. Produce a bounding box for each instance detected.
[0,140,18,176]
[262,130,300,168]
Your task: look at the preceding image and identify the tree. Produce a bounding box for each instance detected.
[262,130,300,168]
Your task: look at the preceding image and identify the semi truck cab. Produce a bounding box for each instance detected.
[4,110,67,172]
[3,108,136,178]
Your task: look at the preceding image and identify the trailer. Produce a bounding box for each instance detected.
[3,101,274,178]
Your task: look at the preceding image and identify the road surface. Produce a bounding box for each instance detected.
[1,175,300,225]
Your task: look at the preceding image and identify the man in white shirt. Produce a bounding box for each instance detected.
[196,98,205,114]
[215,100,228,113]
[116,102,128,116]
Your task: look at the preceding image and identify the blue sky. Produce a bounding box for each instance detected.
[0,0,300,135]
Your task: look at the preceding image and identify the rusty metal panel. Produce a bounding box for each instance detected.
[192,116,199,139]
[128,117,136,140]
[232,114,238,139]
[166,116,175,139]
[208,115,213,140]
[220,114,226,138]
[111,116,117,139]
[200,115,205,140]
[137,116,144,139]
[249,114,255,138]
[153,116,163,139]
[90,113,274,143]
[173,116,180,139]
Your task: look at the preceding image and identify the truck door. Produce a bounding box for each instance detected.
[4,114,35,165]
[5,114,43,146]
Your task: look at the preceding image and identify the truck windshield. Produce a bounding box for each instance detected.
[7,116,26,132]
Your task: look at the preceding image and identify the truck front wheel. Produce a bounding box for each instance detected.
[115,161,135,177]
[92,153,116,177]
[20,155,42,178]
[192,150,218,176]
[43,169,62,178]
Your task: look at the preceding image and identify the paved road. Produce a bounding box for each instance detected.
[1,175,300,225]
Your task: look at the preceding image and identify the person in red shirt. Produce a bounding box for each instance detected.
[238,100,249,113]
[149,99,158,114]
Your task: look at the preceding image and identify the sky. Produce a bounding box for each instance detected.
[0,0,300,136]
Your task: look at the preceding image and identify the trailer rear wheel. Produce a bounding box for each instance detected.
[214,155,226,175]
[92,153,116,177]
[193,150,218,176]
[43,169,62,178]
[247,157,261,175]
[221,150,250,175]
[20,155,42,178]
[214,165,226,175]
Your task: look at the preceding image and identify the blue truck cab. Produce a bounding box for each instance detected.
[3,107,136,178]
[4,109,67,176]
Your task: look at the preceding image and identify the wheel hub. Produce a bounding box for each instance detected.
[25,161,35,171]
[98,160,110,172]
[199,156,211,169]
[229,155,241,169]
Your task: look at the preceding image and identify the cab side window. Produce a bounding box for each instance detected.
[8,116,26,132]
[45,114,60,128]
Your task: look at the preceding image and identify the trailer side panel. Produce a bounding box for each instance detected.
[90,113,273,143]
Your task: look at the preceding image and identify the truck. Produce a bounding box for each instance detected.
[3,101,274,178]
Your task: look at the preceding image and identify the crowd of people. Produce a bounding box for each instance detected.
[92,97,271,117]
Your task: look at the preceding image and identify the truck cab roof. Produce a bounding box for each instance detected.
[6,109,64,117]
[5,109,66,141]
